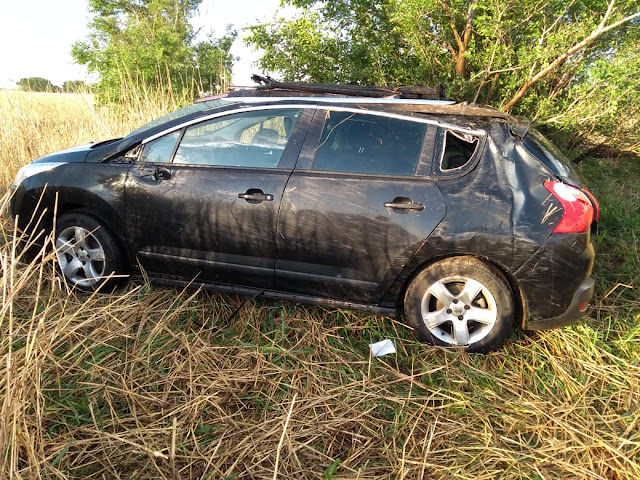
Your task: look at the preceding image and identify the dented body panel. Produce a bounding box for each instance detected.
[276,172,447,302]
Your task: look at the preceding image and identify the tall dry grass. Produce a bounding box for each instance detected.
[0,90,638,479]
[0,88,185,190]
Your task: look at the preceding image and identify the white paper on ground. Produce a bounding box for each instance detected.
[369,339,396,357]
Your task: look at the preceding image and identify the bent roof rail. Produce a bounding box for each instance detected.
[245,74,447,100]
[195,75,531,134]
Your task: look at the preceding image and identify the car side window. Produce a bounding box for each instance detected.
[439,130,479,172]
[312,111,427,176]
[172,109,302,168]
[139,131,181,163]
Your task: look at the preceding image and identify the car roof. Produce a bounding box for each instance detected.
[198,93,529,137]
[92,90,529,163]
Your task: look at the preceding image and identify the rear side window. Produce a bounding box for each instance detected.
[312,111,427,176]
[439,130,479,172]
[524,130,579,181]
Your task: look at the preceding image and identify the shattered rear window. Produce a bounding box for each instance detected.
[440,130,479,171]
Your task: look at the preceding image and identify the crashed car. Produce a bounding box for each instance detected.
[10,77,598,352]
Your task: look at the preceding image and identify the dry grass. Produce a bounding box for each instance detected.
[0,89,184,190]
[1,91,639,479]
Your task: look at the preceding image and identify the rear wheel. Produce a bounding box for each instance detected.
[404,257,514,353]
[55,212,127,291]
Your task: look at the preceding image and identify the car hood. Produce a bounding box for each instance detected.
[31,142,96,164]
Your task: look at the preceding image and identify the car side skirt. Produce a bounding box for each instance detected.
[146,275,397,316]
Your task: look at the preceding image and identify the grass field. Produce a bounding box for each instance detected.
[1,90,638,479]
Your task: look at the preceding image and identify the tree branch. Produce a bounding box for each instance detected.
[462,0,477,49]
[438,0,463,50]
[418,23,456,56]
[502,4,640,111]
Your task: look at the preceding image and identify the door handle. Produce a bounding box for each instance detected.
[238,189,274,203]
[153,166,172,181]
[384,197,424,211]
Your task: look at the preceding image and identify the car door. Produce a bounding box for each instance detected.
[124,106,313,289]
[275,108,447,303]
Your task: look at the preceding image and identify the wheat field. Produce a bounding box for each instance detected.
[1,89,638,479]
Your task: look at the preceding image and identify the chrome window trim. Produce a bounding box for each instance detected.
[314,106,487,136]
[142,105,313,144]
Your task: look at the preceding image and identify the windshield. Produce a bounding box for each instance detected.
[125,98,238,138]
[523,130,580,182]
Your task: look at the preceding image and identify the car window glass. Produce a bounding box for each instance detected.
[312,111,427,175]
[523,130,579,181]
[140,131,181,163]
[440,130,479,171]
[173,109,302,168]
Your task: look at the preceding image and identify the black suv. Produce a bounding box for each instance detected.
[10,79,598,352]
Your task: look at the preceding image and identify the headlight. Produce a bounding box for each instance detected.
[11,162,66,190]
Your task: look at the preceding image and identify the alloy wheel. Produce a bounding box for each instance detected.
[420,275,498,346]
[55,226,106,288]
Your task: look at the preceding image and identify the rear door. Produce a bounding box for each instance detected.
[124,106,313,289]
[275,108,446,303]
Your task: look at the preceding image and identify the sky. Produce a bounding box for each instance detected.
[0,0,292,89]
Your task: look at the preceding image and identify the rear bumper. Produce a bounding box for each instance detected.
[515,232,595,329]
[525,277,594,330]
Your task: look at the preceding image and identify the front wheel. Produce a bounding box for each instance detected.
[55,212,127,291]
[404,257,514,353]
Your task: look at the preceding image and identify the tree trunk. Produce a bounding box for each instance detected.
[455,54,465,76]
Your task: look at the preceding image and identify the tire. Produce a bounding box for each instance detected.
[404,257,514,353]
[54,212,128,292]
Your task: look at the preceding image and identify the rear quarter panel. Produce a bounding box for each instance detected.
[381,123,563,310]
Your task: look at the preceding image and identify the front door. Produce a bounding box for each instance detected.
[124,107,312,289]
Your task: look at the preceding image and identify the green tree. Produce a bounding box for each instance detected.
[247,1,638,107]
[193,29,237,94]
[62,80,89,93]
[17,77,57,92]
[246,3,425,85]
[246,0,639,153]
[72,0,236,102]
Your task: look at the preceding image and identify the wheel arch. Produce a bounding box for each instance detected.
[53,204,133,266]
[397,254,526,329]
[16,185,134,266]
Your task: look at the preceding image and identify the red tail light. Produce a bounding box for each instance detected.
[544,180,594,233]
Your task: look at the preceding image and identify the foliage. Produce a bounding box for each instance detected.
[192,30,237,94]
[62,80,89,93]
[17,77,58,92]
[246,0,640,153]
[72,0,236,102]
[246,5,426,85]
[537,39,640,157]
[15,79,90,94]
